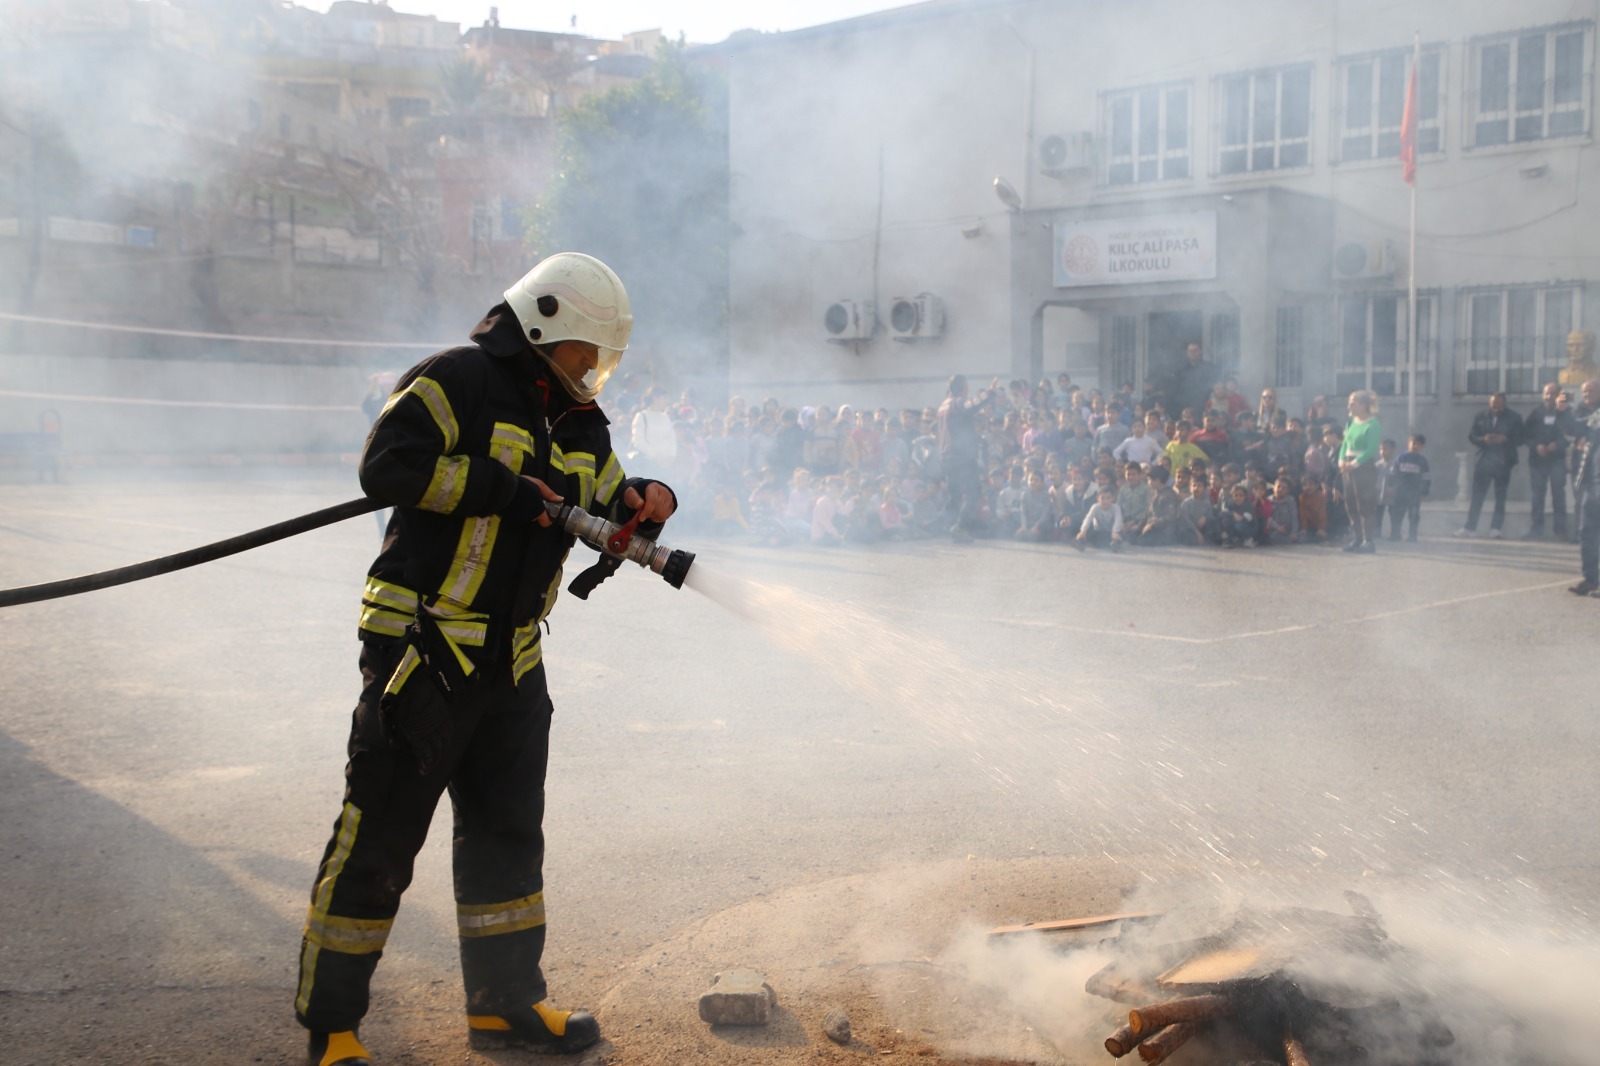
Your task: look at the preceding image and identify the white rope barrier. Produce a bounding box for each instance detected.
[0,310,450,349]
[0,388,361,413]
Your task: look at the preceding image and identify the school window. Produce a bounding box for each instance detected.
[1337,47,1443,162]
[1209,311,1240,376]
[1216,64,1313,174]
[1470,25,1591,147]
[1110,315,1138,391]
[1462,286,1581,395]
[1275,305,1306,388]
[1103,84,1191,185]
[1337,293,1436,398]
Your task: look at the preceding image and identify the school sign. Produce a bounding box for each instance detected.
[1053,211,1218,287]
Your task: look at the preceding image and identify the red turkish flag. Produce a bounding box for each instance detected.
[1399,56,1418,186]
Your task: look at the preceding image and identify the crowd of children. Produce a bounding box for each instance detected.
[603,374,1433,551]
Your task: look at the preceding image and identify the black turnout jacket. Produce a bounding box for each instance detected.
[358,303,664,692]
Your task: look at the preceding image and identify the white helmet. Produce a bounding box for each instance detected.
[504,252,633,402]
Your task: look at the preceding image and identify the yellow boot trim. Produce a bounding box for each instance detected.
[533,1001,570,1037]
[467,1014,514,1031]
[316,1030,369,1066]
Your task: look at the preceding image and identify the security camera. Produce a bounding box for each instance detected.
[961,220,985,239]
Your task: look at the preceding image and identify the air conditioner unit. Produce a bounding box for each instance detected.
[823,299,875,344]
[1333,239,1397,280]
[888,293,944,343]
[1039,131,1094,177]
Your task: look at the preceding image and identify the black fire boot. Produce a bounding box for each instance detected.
[468,1001,600,1054]
[308,1030,370,1066]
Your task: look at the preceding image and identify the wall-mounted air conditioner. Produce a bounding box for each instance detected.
[1333,239,1397,280]
[888,293,944,343]
[823,299,875,344]
[1039,132,1094,177]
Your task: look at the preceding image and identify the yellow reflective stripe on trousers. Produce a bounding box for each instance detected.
[381,375,459,452]
[419,455,470,513]
[296,802,364,1015]
[457,891,546,937]
[304,912,393,955]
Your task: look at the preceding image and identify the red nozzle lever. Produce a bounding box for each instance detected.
[605,510,644,556]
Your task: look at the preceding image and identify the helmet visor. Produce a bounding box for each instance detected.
[540,345,623,404]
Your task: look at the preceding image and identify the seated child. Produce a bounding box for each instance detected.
[1268,476,1301,543]
[1137,465,1181,545]
[1074,487,1124,551]
[1218,484,1257,547]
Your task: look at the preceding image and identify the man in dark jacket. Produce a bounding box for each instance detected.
[1456,392,1523,538]
[296,254,675,1066]
[1168,342,1219,419]
[937,374,994,541]
[1523,382,1571,539]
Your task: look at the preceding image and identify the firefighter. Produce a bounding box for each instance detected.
[296,253,676,1066]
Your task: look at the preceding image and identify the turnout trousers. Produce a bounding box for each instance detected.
[295,637,553,1033]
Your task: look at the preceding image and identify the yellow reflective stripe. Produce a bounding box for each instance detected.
[304,912,393,955]
[512,620,543,684]
[490,422,534,451]
[383,646,421,699]
[457,891,545,937]
[537,566,564,625]
[399,375,459,452]
[435,620,487,645]
[420,455,470,513]
[595,453,624,507]
[513,641,543,684]
[438,516,499,608]
[363,577,417,612]
[297,802,364,1014]
[357,606,410,638]
[559,449,598,509]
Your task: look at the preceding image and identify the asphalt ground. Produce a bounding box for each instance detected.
[1,474,1595,1064]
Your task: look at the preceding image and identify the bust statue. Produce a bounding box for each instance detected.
[1560,330,1598,386]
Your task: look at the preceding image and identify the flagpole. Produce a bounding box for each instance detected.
[1407,31,1420,433]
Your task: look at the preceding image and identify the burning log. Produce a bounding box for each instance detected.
[1283,1031,1312,1066]
[1128,994,1230,1036]
[1136,1022,1196,1065]
[1104,1023,1144,1058]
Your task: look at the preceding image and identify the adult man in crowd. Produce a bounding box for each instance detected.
[1169,342,1219,419]
[1523,382,1570,539]
[937,374,993,542]
[1570,379,1600,596]
[1456,392,1523,539]
[295,253,676,1065]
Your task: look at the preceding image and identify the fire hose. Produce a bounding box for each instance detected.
[0,497,695,610]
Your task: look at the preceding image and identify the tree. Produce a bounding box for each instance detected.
[527,42,729,384]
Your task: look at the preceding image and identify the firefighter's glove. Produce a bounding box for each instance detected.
[380,685,452,777]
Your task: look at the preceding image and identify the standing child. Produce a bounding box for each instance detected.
[1178,475,1216,545]
[1377,438,1398,535]
[1390,433,1430,540]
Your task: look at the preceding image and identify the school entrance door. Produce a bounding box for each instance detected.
[1143,311,1203,398]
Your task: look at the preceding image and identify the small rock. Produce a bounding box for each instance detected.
[697,969,777,1026]
[823,1008,851,1045]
